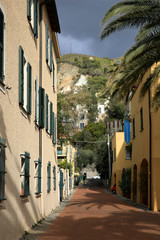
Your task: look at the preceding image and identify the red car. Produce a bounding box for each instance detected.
[111,184,116,194]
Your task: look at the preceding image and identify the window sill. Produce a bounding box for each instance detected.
[125,158,132,160]
[140,129,144,132]
[0,198,6,201]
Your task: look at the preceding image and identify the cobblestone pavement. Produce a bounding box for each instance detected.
[20,180,160,240]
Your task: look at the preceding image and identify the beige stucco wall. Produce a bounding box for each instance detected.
[0,1,60,239]
[111,132,132,196]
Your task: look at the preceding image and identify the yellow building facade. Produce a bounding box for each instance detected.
[130,67,160,211]
[111,132,132,196]
[0,0,61,239]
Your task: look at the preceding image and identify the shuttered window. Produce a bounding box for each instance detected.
[0,9,4,82]
[46,94,49,131]
[35,77,39,123]
[0,138,6,201]
[27,0,38,38]
[140,107,143,131]
[47,162,51,192]
[20,152,30,196]
[19,46,32,114]
[53,166,56,191]
[46,25,52,71]
[39,86,45,128]
[34,158,41,194]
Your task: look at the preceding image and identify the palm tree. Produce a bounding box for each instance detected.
[100,0,160,110]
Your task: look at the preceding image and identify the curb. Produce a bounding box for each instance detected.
[19,188,77,240]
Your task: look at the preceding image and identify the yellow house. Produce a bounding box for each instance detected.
[130,67,160,211]
[111,132,132,196]
[0,0,61,239]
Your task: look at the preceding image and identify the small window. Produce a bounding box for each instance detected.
[126,146,132,160]
[140,107,143,131]
[20,152,30,196]
[47,162,51,192]
[19,46,32,114]
[99,108,101,114]
[34,158,41,194]
[0,9,5,83]
[53,165,56,191]
[0,138,6,201]
[46,25,52,71]
[35,80,45,128]
[80,123,84,129]
[27,0,38,38]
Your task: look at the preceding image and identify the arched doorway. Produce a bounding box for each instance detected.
[140,159,148,206]
[133,165,137,202]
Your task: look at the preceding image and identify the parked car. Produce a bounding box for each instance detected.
[92,175,100,179]
[111,184,116,194]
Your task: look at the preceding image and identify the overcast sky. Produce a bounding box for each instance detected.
[56,0,138,59]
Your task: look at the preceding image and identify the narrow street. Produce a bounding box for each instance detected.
[38,180,160,240]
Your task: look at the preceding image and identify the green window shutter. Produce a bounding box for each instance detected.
[27,0,31,21]
[140,107,143,131]
[25,152,30,195]
[50,39,52,72]
[39,87,45,128]
[34,0,38,38]
[53,64,55,89]
[19,46,24,106]
[52,112,55,142]
[35,78,38,122]
[53,166,56,190]
[47,162,51,191]
[46,94,48,131]
[0,147,5,200]
[38,158,41,193]
[50,102,53,134]
[133,118,135,139]
[27,63,32,114]
[46,25,48,62]
[0,9,4,82]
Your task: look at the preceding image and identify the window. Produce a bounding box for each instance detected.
[20,152,30,196]
[0,138,6,201]
[27,0,38,38]
[0,8,4,83]
[46,94,53,135]
[126,146,132,160]
[53,64,55,90]
[47,162,51,192]
[140,107,143,131]
[53,166,56,191]
[35,78,45,128]
[52,113,57,144]
[19,46,32,114]
[80,123,84,129]
[99,108,101,114]
[133,118,135,139]
[46,25,52,71]
[34,158,41,194]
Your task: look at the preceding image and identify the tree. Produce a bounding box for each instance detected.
[105,96,125,120]
[100,0,160,110]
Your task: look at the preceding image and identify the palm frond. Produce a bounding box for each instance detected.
[140,65,160,98]
[100,10,159,39]
[152,84,160,111]
[101,0,159,24]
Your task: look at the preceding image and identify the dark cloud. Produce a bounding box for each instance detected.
[56,0,138,58]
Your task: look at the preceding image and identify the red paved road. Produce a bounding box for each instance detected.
[39,187,160,240]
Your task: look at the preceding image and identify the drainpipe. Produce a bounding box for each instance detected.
[148,89,152,210]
